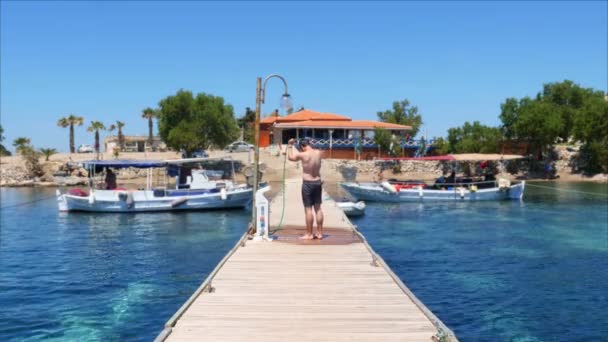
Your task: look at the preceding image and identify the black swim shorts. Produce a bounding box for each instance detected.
[301,180,323,208]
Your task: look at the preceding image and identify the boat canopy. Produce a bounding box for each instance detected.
[82,159,167,173]
[164,157,234,165]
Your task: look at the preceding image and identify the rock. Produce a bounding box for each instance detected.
[71,168,88,178]
[16,180,34,187]
[40,173,54,182]
[590,174,608,182]
[41,161,62,176]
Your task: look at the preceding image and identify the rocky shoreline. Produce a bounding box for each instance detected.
[1,148,606,188]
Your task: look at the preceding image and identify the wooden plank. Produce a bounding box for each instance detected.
[158,178,457,342]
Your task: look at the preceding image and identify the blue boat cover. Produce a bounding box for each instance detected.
[82,159,167,172]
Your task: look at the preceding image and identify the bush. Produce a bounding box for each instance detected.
[21,147,43,178]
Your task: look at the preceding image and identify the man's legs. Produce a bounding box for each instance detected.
[300,206,314,240]
[313,203,324,239]
[300,182,315,240]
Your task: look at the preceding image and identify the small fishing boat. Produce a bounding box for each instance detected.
[56,158,252,212]
[336,201,366,216]
[340,154,526,202]
[340,180,524,202]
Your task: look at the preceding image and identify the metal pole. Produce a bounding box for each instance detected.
[251,77,262,232]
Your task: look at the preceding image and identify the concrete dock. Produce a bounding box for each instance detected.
[156,178,456,341]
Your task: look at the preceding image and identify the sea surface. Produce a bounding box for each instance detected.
[348,181,608,341]
[1,182,607,341]
[0,187,249,341]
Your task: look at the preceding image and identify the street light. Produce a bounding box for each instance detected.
[251,74,292,232]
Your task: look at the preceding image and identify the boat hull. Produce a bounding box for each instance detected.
[340,181,525,202]
[57,188,253,213]
[337,201,366,216]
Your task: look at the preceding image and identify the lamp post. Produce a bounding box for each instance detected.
[251,74,293,232]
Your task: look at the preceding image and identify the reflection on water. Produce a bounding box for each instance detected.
[352,181,608,341]
[1,182,607,341]
[0,187,249,341]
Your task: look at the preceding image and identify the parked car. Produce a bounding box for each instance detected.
[225,141,254,153]
[77,144,94,153]
[180,149,209,158]
[192,149,209,158]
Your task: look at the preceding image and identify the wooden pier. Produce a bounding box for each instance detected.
[156,178,456,341]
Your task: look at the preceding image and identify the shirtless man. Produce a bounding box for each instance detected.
[287,138,324,240]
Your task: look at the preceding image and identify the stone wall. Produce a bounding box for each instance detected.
[321,159,449,182]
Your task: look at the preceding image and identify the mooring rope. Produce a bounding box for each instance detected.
[0,193,58,210]
[525,183,608,198]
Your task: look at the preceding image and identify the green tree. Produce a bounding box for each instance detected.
[12,137,31,155]
[0,124,10,156]
[237,107,256,143]
[499,96,563,156]
[447,121,502,154]
[373,128,392,156]
[431,137,450,155]
[158,90,239,156]
[377,99,423,137]
[572,94,608,173]
[541,80,602,140]
[499,98,519,140]
[39,148,58,161]
[142,107,158,151]
[57,115,84,153]
[87,121,106,157]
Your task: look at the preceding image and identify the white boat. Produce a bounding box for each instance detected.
[341,153,527,202]
[340,179,525,202]
[336,201,366,216]
[57,158,253,212]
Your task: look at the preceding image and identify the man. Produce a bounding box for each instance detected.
[287,138,324,240]
[105,168,117,190]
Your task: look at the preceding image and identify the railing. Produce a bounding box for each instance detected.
[305,137,435,149]
[302,137,435,157]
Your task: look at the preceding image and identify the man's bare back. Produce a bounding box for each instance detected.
[298,148,322,181]
[286,138,324,240]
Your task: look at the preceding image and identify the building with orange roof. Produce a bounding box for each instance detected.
[260,109,433,159]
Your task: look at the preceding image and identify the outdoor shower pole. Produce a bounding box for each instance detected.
[251,74,292,234]
[251,77,262,231]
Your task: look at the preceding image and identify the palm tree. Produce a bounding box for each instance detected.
[107,124,116,140]
[12,137,31,154]
[87,121,106,159]
[57,115,84,154]
[116,121,125,150]
[141,108,157,151]
[39,148,58,161]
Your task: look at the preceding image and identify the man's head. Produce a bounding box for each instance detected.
[299,138,311,151]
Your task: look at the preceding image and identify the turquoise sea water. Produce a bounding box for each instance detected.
[1,182,607,341]
[0,187,249,341]
[349,182,608,341]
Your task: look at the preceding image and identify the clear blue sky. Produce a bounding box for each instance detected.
[1,1,606,152]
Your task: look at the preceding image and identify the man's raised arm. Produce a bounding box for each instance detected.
[287,138,300,161]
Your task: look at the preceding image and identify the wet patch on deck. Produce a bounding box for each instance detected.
[270,226,361,245]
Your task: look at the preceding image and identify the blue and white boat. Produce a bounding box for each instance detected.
[341,154,527,202]
[340,179,525,202]
[56,158,253,212]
